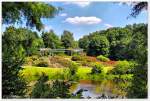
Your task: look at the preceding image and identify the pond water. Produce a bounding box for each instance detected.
[69,80,128,99]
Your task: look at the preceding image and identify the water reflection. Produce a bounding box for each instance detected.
[70,80,128,98]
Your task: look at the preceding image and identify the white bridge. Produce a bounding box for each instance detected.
[39,48,84,56]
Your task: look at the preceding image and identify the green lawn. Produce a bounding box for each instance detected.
[20,66,132,82]
[20,66,92,81]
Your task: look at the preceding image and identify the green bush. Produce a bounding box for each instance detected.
[35,57,49,67]
[31,73,71,98]
[31,72,50,98]
[50,56,72,67]
[91,63,104,74]
[110,60,136,75]
[71,55,84,61]
[68,62,79,75]
[97,55,110,62]
[36,61,49,67]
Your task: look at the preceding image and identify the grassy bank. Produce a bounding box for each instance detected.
[20,66,133,82]
[20,66,92,81]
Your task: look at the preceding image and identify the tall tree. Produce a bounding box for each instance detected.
[2,2,59,98]
[42,30,61,49]
[106,27,132,60]
[127,24,147,98]
[87,35,110,56]
[61,30,74,49]
[2,27,27,98]
[79,35,89,51]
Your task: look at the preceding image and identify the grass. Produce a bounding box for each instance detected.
[20,65,132,82]
[20,66,92,81]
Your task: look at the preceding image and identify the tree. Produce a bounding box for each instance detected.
[42,30,61,49]
[31,73,71,98]
[2,2,59,98]
[2,27,27,98]
[31,73,50,98]
[87,35,109,56]
[61,30,74,49]
[2,2,59,31]
[127,24,147,98]
[129,2,147,18]
[79,35,89,51]
[106,27,132,60]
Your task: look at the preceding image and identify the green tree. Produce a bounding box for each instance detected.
[87,35,109,56]
[31,73,50,98]
[49,80,71,98]
[106,27,132,60]
[78,35,89,51]
[127,24,147,98]
[2,2,59,98]
[61,30,74,49]
[42,30,61,49]
[2,2,59,31]
[31,73,71,98]
[2,27,27,98]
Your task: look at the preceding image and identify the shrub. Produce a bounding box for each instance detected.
[71,55,85,61]
[35,57,49,67]
[50,56,72,67]
[24,55,39,65]
[68,62,79,75]
[49,80,71,98]
[91,63,104,74]
[36,61,49,67]
[31,73,71,98]
[31,72,50,98]
[110,60,136,75]
[97,55,110,62]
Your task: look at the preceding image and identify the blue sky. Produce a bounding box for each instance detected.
[2,2,148,40]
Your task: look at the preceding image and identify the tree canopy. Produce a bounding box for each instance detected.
[42,30,61,49]
[2,2,59,31]
[61,30,75,49]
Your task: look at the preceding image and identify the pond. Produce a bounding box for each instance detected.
[69,80,129,99]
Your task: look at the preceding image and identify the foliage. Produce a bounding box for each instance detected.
[91,63,104,74]
[21,66,93,81]
[3,27,44,56]
[97,55,110,62]
[2,27,27,98]
[68,62,79,75]
[71,55,85,61]
[48,80,71,98]
[126,24,147,98]
[31,72,50,98]
[50,56,72,68]
[36,60,49,67]
[87,35,110,56]
[110,61,136,75]
[129,2,147,18]
[106,27,132,60]
[61,30,74,49]
[78,35,89,51]
[42,30,62,48]
[127,63,147,98]
[2,2,59,31]
[31,73,72,98]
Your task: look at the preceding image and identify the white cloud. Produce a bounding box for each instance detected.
[65,16,102,25]
[104,24,113,28]
[59,13,67,17]
[64,1,91,7]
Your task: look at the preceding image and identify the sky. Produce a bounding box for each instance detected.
[2,2,148,40]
